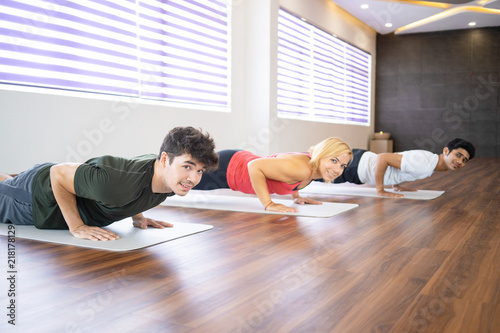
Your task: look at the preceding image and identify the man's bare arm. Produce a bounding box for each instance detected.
[50,163,119,241]
[374,153,405,198]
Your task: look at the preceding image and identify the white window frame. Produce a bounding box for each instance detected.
[277,8,371,126]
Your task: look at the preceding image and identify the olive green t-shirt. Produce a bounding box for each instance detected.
[31,155,174,229]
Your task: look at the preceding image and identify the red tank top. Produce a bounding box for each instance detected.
[226,151,310,195]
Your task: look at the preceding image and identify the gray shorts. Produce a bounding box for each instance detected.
[0,163,50,225]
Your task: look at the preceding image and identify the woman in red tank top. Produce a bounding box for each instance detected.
[195,137,352,213]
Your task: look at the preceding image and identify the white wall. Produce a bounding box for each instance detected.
[0,0,376,173]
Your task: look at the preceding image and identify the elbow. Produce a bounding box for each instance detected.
[49,163,80,195]
[375,154,390,168]
[247,160,265,185]
[247,160,258,175]
[49,164,70,188]
[49,165,61,183]
[49,165,68,192]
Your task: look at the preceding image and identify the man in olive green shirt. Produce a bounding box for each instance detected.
[0,127,218,241]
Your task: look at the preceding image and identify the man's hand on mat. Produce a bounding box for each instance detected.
[392,185,417,192]
[265,202,298,213]
[293,196,323,205]
[71,225,119,241]
[132,217,174,229]
[377,189,405,198]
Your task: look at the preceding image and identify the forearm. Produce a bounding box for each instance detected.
[252,175,273,208]
[374,161,388,192]
[248,165,273,208]
[374,153,406,194]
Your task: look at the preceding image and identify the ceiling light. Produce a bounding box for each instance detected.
[385,23,393,28]
[361,4,369,9]
[468,21,477,26]
[395,6,494,35]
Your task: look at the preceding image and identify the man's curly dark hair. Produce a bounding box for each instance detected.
[158,127,219,171]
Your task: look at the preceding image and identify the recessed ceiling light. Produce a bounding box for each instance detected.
[385,23,393,28]
[361,4,369,9]
[468,21,477,26]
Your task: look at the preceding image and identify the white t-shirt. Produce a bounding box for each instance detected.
[357,150,439,185]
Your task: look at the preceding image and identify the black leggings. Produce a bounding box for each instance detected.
[194,149,240,190]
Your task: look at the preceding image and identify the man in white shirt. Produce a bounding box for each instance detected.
[332,138,475,198]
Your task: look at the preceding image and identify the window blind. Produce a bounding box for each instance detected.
[0,0,229,108]
[138,0,229,106]
[277,8,371,125]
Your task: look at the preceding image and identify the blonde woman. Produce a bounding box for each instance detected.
[194,137,352,212]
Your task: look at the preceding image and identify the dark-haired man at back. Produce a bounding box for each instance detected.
[329,138,475,198]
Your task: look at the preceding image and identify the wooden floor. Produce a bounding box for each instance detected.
[1,157,499,333]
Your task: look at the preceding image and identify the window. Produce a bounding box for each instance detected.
[0,0,230,109]
[277,8,371,125]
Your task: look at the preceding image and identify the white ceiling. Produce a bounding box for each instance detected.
[331,0,500,34]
